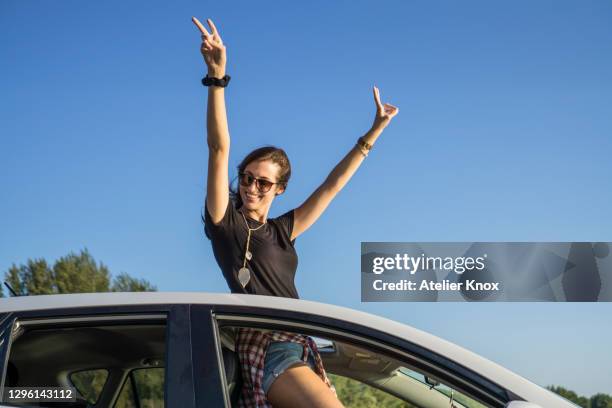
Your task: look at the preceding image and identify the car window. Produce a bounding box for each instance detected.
[215,324,493,408]
[70,369,109,405]
[134,368,165,407]
[3,315,166,407]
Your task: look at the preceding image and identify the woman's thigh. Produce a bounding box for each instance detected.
[262,341,309,394]
[266,365,344,408]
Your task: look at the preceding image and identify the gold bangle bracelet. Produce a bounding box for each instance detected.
[355,143,368,157]
[357,137,373,151]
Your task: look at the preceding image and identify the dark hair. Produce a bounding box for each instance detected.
[230,146,291,209]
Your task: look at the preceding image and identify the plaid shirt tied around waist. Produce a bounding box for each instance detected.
[235,328,337,407]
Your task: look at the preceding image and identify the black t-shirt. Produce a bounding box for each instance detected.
[203,198,299,298]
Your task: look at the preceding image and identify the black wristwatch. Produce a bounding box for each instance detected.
[202,74,231,87]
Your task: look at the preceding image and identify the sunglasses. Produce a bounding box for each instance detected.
[238,172,279,193]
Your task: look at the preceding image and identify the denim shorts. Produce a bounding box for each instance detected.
[262,341,316,395]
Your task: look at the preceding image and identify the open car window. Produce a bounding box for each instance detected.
[213,317,502,408]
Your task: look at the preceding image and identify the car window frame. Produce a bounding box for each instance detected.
[0,303,221,408]
[202,304,513,408]
[190,305,230,408]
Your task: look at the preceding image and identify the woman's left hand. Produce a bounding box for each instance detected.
[372,86,399,129]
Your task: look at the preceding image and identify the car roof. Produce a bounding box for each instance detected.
[0,292,571,407]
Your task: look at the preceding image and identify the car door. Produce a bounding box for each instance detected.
[0,303,222,408]
[193,304,518,408]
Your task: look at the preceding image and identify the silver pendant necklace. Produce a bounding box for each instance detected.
[238,211,266,288]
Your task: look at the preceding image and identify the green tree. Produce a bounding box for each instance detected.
[548,385,590,408]
[591,393,612,408]
[70,369,109,405]
[112,272,157,292]
[53,250,111,293]
[5,258,54,295]
[329,374,417,408]
[3,249,156,296]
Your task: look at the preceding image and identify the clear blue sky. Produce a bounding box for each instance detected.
[1,0,611,397]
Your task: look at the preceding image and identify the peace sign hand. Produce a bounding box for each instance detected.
[372,86,399,129]
[192,17,226,78]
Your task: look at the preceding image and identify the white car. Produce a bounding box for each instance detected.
[0,292,575,407]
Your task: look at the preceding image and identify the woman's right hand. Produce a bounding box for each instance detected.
[192,17,226,78]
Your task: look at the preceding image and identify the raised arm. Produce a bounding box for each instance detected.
[193,17,230,224]
[291,87,399,240]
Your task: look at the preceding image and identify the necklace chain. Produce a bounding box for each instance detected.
[240,211,266,232]
[239,212,266,287]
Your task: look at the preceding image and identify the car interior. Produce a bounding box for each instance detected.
[3,322,166,407]
[218,326,487,408]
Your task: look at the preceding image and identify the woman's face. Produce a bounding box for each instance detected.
[239,159,285,213]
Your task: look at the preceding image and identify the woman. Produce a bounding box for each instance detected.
[193,17,398,408]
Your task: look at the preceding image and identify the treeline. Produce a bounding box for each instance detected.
[1,249,156,297]
[548,386,612,408]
